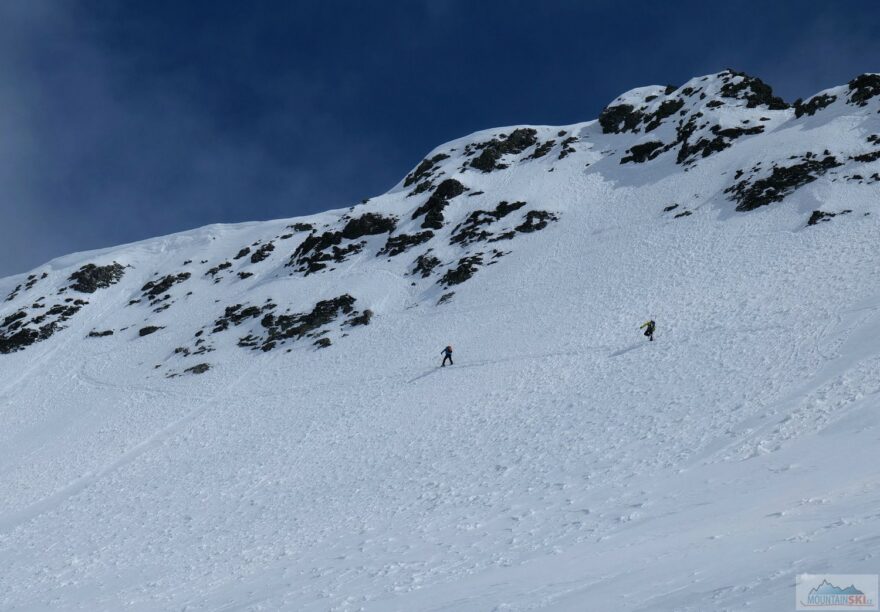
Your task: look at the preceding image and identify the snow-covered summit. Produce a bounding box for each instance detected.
[2,70,880,610]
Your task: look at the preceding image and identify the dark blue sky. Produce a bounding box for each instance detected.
[1,1,878,276]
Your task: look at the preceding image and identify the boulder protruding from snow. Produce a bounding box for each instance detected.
[68,263,125,293]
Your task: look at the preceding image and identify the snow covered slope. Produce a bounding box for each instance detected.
[2,69,880,611]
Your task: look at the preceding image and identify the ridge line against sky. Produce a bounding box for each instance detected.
[1,0,878,277]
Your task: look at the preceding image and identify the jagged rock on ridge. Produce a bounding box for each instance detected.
[794,93,837,118]
[469,128,538,172]
[404,153,449,187]
[718,70,788,110]
[847,73,880,107]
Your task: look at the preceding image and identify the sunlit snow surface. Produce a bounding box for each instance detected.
[2,71,880,610]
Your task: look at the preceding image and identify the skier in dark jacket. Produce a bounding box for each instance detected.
[441,345,453,367]
[640,320,656,341]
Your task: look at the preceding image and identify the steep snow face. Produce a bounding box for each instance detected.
[1,70,880,611]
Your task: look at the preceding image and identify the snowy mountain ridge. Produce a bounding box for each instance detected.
[2,69,879,364]
[2,69,880,611]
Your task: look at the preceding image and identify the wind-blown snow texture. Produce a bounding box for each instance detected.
[2,70,880,611]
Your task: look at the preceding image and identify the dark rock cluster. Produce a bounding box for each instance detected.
[184,363,210,375]
[515,210,558,233]
[1,326,52,354]
[847,74,880,107]
[412,252,441,278]
[24,273,46,291]
[677,124,764,165]
[249,242,275,264]
[726,154,842,211]
[440,255,484,286]
[851,137,880,163]
[598,85,681,135]
[246,294,361,352]
[346,309,373,326]
[807,209,852,226]
[0,300,87,353]
[529,140,556,159]
[718,71,788,110]
[68,263,125,293]
[404,153,449,188]
[621,141,665,164]
[852,150,880,164]
[450,201,527,246]
[794,93,837,118]
[212,303,273,333]
[558,136,578,159]
[202,294,373,353]
[206,261,232,277]
[341,213,397,240]
[141,273,191,305]
[437,292,455,305]
[598,104,647,135]
[378,231,434,257]
[601,73,784,167]
[642,98,685,132]
[468,128,538,172]
[412,179,465,230]
[289,214,396,274]
[290,232,344,274]
[165,362,211,378]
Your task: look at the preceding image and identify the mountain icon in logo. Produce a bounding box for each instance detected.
[810,580,865,596]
